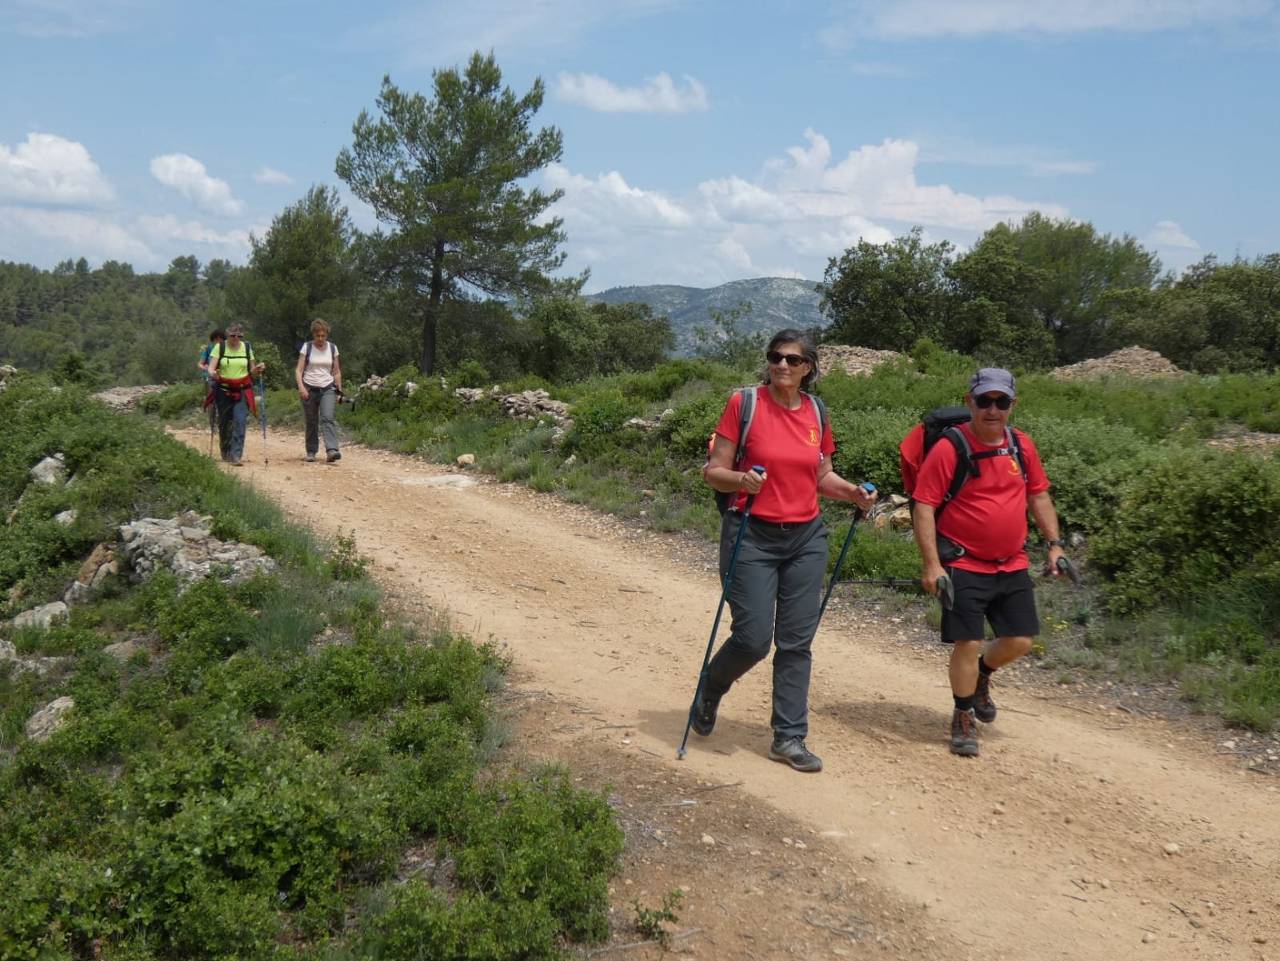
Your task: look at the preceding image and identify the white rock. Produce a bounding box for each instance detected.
[1141,932,1156,944]
[13,601,68,630]
[25,696,75,741]
[1163,843,1180,856]
[700,834,715,846]
[54,509,78,526]
[30,454,67,486]
[456,453,476,467]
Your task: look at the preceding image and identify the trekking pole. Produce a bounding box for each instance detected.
[255,377,269,466]
[677,465,766,760]
[814,483,876,627]
[1054,555,1083,587]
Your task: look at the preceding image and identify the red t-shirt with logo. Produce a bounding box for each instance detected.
[715,387,836,523]
[912,423,1050,573]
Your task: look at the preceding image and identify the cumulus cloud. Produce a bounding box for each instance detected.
[0,132,114,206]
[1,0,143,38]
[253,166,294,186]
[823,0,1272,43]
[1146,219,1199,249]
[135,214,256,254]
[0,207,154,265]
[546,129,1066,289]
[150,153,244,216]
[556,71,709,113]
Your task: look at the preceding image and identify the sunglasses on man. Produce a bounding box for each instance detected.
[766,351,807,367]
[974,394,1013,410]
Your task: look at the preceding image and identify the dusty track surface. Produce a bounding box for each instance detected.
[178,430,1280,959]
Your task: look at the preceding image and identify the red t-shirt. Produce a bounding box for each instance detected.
[912,423,1050,574]
[714,387,836,523]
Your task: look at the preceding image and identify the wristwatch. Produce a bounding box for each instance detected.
[1045,538,1065,548]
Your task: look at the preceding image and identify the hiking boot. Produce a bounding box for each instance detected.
[229,459,243,467]
[690,692,720,737]
[950,708,980,757]
[305,453,316,463]
[769,736,823,773]
[326,450,341,463]
[973,672,997,723]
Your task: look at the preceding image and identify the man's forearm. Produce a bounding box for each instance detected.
[1029,492,1061,542]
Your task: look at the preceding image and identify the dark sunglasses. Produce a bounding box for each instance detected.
[766,351,807,367]
[974,394,1013,410]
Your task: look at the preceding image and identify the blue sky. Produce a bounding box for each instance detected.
[1,0,1277,291]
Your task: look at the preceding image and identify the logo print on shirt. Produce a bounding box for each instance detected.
[808,427,820,446]
[1007,456,1022,475]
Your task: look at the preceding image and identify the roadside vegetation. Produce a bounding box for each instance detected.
[0,375,622,960]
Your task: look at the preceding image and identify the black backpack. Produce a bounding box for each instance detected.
[899,406,1027,517]
[709,386,828,515]
[215,339,255,372]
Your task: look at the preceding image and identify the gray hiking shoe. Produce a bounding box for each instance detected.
[973,673,997,723]
[769,736,823,773]
[690,692,720,737]
[950,707,980,757]
[305,453,316,463]
[326,449,341,463]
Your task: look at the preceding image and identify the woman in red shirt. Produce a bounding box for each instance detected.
[694,330,877,772]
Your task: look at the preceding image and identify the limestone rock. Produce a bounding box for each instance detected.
[55,509,78,526]
[456,453,476,467]
[1051,347,1185,381]
[118,513,276,588]
[25,696,75,742]
[13,601,68,630]
[30,454,67,487]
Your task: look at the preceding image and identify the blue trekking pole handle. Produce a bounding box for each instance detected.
[815,483,876,625]
[677,465,765,760]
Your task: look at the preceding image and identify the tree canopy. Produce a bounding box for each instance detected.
[336,51,574,374]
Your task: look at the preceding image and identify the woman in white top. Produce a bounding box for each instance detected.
[294,318,343,463]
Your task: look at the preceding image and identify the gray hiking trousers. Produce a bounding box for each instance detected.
[702,512,828,739]
[301,385,339,456]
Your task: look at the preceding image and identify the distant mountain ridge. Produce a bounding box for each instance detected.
[586,277,826,354]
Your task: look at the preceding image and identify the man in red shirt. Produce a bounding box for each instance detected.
[911,368,1066,757]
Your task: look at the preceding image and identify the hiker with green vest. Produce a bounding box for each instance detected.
[694,329,877,773]
[294,318,343,463]
[207,323,266,466]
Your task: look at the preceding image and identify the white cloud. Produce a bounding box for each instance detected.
[0,206,153,265]
[824,0,1273,42]
[150,153,244,216]
[1147,219,1199,249]
[135,214,256,254]
[253,166,294,186]
[0,132,114,206]
[555,71,708,113]
[358,0,681,67]
[548,129,1066,290]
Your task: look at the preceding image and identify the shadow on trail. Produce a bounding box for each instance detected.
[821,698,1006,747]
[634,707,783,764]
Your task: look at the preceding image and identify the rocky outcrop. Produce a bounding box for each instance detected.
[0,365,16,393]
[119,511,277,587]
[25,696,75,742]
[820,345,904,378]
[64,543,118,606]
[1051,347,1185,380]
[91,384,169,411]
[30,453,68,487]
[13,601,68,630]
[500,389,571,423]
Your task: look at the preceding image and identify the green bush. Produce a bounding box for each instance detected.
[565,388,644,458]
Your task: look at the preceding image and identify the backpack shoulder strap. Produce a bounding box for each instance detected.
[733,387,757,469]
[806,392,828,432]
[941,425,975,506]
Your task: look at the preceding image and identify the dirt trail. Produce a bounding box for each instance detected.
[178,430,1280,959]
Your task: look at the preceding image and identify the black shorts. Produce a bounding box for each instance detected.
[941,567,1040,644]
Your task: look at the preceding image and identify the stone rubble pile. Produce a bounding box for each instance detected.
[0,364,16,393]
[1051,347,1185,381]
[500,389,571,423]
[91,384,170,411]
[820,345,904,377]
[453,386,503,405]
[119,511,277,587]
[624,409,676,432]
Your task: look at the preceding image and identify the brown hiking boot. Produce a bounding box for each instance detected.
[973,672,997,723]
[950,707,979,757]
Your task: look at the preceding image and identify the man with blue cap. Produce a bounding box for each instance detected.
[910,367,1067,757]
